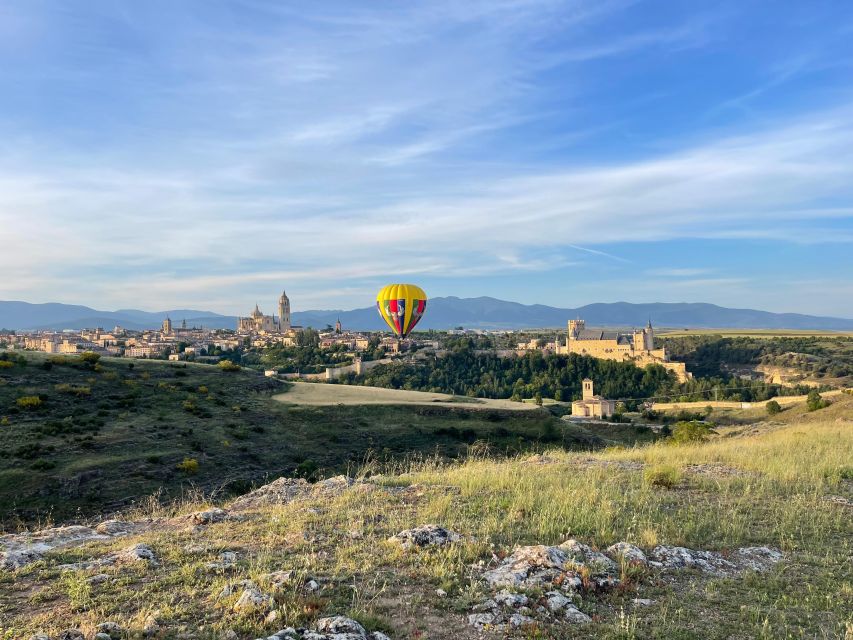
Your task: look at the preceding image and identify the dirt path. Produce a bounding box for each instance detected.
[274,381,540,411]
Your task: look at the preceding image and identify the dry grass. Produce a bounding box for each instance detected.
[1,417,851,639]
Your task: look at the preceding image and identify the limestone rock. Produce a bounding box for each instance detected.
[95,520,135,535]
[252,617,391,639]
[559,539,619,574]
[649,545,783,575]
[230,477,312,510]
[122,543,158,565]
[94,634,112,640]
[1,548,43,570]
[606,542,648,565]
[189,507,229,525]
[57,631,84,640]
[29,635,51,640]
[315,616,366,635]
[482,544,574,589]
[563,604,592,623]
[734,546,784,572]
[390,525,461,549]
[234,581,274,612]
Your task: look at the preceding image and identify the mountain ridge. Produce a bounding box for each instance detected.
[2,297,853,331]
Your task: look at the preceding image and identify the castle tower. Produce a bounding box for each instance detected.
[645,318,655,350]
[278,291,291,332]
[582,378,594,400]
[632,328,646,355]
[162,317,172,334]
[567,318,585,349]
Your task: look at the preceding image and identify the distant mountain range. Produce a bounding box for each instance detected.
[2,297,853,331]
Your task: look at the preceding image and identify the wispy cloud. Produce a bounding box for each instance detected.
[0,1,852,314]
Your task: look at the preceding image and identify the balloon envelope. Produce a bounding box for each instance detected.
[376,284,428,338]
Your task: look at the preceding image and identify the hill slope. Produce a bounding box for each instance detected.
[0,401,849,639]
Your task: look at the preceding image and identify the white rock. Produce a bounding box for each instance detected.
[315,616,367,635]
[544,590,571,612]
[508,613,534,627]
[606,542,648,565]
[494,590,528,608]
[632,598,656,606]
[390,524,461,549]
[468,612,497,629]
[563,604,592,624]
[233,582,273,611]
[122,543,158,564]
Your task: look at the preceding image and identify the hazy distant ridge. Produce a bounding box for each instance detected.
[2,297,852,331]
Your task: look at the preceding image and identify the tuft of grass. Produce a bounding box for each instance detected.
[643,464,681,489]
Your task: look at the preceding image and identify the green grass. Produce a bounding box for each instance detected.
[0,353,634,526]
[0,416,849,639]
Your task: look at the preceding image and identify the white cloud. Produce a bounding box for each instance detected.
[0,1,851,314]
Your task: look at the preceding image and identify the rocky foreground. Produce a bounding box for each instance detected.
[0,474,790,640]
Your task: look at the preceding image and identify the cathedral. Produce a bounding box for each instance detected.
[237,291,291,333]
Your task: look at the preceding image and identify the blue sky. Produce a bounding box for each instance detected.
[1,1,852,317]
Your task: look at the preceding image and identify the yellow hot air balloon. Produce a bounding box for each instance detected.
[376,284,428,339]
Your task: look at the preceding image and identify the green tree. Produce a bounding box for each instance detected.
[806,389,828,411]
[766,400,782,416]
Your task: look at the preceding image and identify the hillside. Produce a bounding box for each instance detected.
[0,400,850,639]
[0,354,627,525]
[5,298,853,331]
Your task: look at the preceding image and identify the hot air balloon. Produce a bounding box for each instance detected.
[376,284,427,339]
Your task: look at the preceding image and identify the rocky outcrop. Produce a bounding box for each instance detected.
[253,616,390,640]
[649,545,783,575]
[230,475,361,511]
[1,525,109,570]
[390,525,461,549]
[471,538,784,630]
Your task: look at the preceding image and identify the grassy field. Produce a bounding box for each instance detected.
[275,382,540,410]
[0,397,849,639]
[0,353,639,527]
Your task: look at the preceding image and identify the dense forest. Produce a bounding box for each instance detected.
[340,338,816,405]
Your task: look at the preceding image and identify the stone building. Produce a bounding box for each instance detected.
[571,378,616,418]
[557,318,690,382]
[237,290,291,334]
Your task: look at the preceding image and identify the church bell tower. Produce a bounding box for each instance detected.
[278,291,291,332]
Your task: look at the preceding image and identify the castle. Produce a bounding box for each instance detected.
[557,318,691,382]
[237,291,291,333]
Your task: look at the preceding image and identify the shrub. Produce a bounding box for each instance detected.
[80,351,101,366]
[55,383,91,396]
[218,360,241,372]
[295,459,318,480]
[766,400,782,416]
[0,360,14,369]
[806,390,829,412]
[644,465,681,489]
[31,459,57,471]
[16,395,43,410]
[670,420,715,444]
[176,457,199,475]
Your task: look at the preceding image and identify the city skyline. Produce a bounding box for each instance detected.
[1,1,852,316]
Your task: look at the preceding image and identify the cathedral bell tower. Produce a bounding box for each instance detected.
[278,291,291,332]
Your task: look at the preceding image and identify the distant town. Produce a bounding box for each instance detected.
[0,288,691,384]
